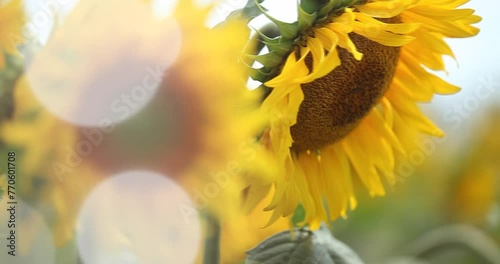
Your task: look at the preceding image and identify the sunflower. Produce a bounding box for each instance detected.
[243,0,481,229]
[0,0,25,69]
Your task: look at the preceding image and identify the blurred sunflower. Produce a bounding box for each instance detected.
[447,108,500,225]
[243,0,481,229]
[0,0,25,69]
[152,0,273,237]
[2,0,271,250]
[0,75,103,247]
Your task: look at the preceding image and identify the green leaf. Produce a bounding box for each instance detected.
[246,225,365,264]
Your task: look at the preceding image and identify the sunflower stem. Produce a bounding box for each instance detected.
[203,212,221,264]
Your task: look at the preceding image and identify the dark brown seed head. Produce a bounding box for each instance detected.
[290,21,401,152]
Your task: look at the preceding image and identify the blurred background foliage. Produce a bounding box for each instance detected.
[329,106,500,264]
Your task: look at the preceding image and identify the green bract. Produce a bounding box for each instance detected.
[235,0,367,85]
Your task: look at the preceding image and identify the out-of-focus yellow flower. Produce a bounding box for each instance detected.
[448,108,500,225]
[160,1,274,237]
[451,167,496,224]
[2,76,76,178]
[2,0,273,250]
[245,0,481,228]
[1,76,103,247]
[0,0,25,69]
[5,0,276,248]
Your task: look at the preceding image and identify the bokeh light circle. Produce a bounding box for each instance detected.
[26,0,182,127]
[0,200,55,264]
[76,170,201,264]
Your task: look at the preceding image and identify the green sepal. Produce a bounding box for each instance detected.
[291,204,306,227]
[253,0,299,40]
[264,40,293,57]
[248,67,273,82]
[246,51,283,68]
[318,0,365,17]
[226,0,266,22]
[253,28,281,45]
[254,28,293,51]
[301,0,328,14]
[255,33,293,56]
[318,0,339,17]
[298,4,318,33]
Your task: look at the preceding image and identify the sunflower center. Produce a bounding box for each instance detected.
[291,20,400,152]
